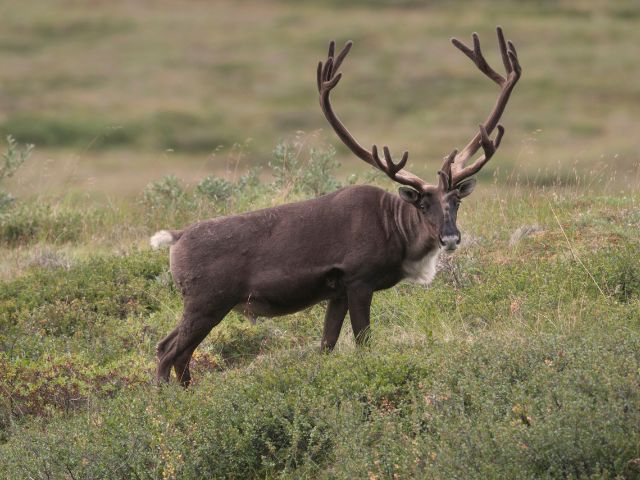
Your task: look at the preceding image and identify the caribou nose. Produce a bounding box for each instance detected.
[439,235,460,252]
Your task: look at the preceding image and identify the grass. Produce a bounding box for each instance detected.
[0,0,639,477]
[0,137,639,476]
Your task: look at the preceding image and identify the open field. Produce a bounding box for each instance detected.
[1,0,640,478]
[1,0,640,196]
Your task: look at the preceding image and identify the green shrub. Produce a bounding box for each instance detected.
[195,175,233,202]
[0,249,176,437]
[301,145,341,196]
[0,202,99,246]
[0,135,33,211]
[237,166,261,191]
[269,138,341,197]
[1,321,638,479]
[0,249,171,358]
[590,243,640,302]
[141,174,188,210]
[1,152,639,478]
[269,140,302,191]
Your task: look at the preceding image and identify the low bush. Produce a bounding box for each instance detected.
[0,145,638,478]
[0,318,638,479]
[0,135,33,212]
[0,201,98,245]
[269,137,342,197]
[195,175,233,203]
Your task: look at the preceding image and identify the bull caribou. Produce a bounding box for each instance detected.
[152,27,521,385]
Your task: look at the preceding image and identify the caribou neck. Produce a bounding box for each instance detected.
[390,194,440,261]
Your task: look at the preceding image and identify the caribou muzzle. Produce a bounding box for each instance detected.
[439,235,461,252]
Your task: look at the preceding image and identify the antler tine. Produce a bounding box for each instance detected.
[438,150,456,190]
[317,40,432,192]
[383,146,409,175]
[449,27,521,187]
[371,145,410,180]
[333,40,352,72]
[452,32,505,86]
[497,27,511,75]
[452,125,505,182]
[440,149,456,175]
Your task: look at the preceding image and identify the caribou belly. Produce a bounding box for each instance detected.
[401,248,441,286]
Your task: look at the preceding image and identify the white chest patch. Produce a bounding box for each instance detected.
[402,248,441,286]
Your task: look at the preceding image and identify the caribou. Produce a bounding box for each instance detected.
[152,27,521,385]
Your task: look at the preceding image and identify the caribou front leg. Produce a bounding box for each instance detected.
[347,287,373,346]
[321,296,349,352]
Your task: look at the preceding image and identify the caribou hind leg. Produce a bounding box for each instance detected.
[156,327,179,358]
[172,344,198,387]
[156,303,232,386]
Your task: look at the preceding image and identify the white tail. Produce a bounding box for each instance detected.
[150,230,177,249]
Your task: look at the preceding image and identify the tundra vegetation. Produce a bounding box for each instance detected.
[1,0,639,479]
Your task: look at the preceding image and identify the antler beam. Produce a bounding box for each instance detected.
[449,26,521,187]
[317,41,433,192]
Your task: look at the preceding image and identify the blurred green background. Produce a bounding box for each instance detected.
[1,0,639,197]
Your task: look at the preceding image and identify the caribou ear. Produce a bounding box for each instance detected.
[456,178,477,198]
[398,186,421,204]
